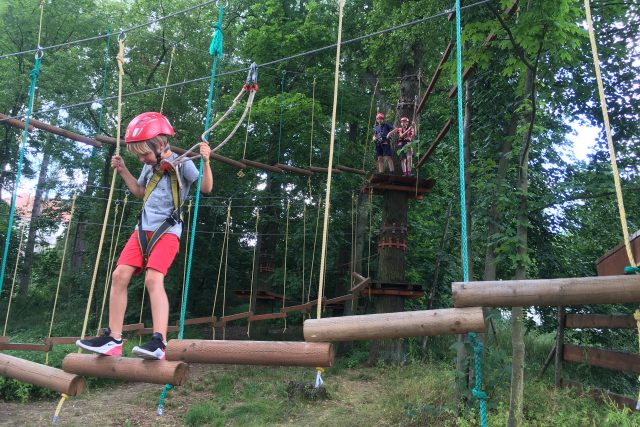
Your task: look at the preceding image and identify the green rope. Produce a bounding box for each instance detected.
[0,54,42,296]
[277,70,286,163]
[157,5,224,415]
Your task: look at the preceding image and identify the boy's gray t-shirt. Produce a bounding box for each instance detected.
[137,153,199,238]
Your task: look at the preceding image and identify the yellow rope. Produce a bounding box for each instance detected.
[78,37,125,348]
[213,202,232,317]
[309,77,317,168]
[36,1,45,48]
[247,209,260,337]
[584,0,635,267]
[362,79,379,171]
[308,195,322,303]
[97,201,120,333]
[2,224,26,336]
[45,194,77,365]
[301,203,307,304]
[367,190,373,277]
[51,393,69,424]
[159,46,176,114]
[282,201,291,330]
[221,208,231,340]
[180,198,193,312]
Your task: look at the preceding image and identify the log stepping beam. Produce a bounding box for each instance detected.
[166,340,334,367]
[452,275,640,308]
[304,307,485,342]
[0,353,85,396]
[62,354,188,386]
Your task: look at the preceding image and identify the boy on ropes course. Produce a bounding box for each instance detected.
[372,113,394,174]
[388,116,415,177]
[76,112,213,360]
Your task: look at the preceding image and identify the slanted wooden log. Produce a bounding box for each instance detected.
[0,353,85,396]
[0,113,35,132]
[304,307,485,342]
[166,340,334,367]
[62,354,188,386]
[452,275,640,308]
[275,163,314,176]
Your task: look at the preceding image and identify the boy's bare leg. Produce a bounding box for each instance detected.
[145,268,169,341]
[407,155,412,175]
[401,159,407,175]
[385,156,394,173]
[109,264,137,339]
[377,156,384,173]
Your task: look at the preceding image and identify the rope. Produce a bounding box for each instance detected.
[367,190,373,277]
[96,21,112,135]
[301,203,307,304]
[362,80,379,171]
[2,224,26,336]
[0,49,43,295]
[160,46,176,114]
[36,1,45,48]
[282,201,291,331]
[316,0,344,320]
[51,393,69,424]
[212,202,232,318]
[469,333,488,425]
[180,199,193,312]
[78,36,125,350]
[277,71,286,164]
[584,0,635,268]
[45,195,77,365]
[241,104,253,160]
[308,195,322,303]
[309,77,317,168]
[247,209,260,337]
[97,201,121,333]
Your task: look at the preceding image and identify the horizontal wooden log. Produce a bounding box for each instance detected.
[304,307,486,342]
[166,340,334,367]
[0,113,35,132]
[62,354,188,385]
[565,314,636,329]
[562,379,639,412]
[335,164,366,175]
[242,159,283,173]
[219,311,253,323]
[275,163,314,176]
[249,313,287,321]
[122,323,144,332]
[182,316,217,326]
[0,343,52,352]
[136,326,180,335]
[563,344,640,374]
[0,353,85,396]
[211,153,247,169]
[452,275,640,308]
[45,337,92,345]
[309,166,341,174]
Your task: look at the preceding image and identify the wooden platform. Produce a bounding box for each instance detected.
[595,229,640,276]
[362,280,425,299]
[362,173,435,200]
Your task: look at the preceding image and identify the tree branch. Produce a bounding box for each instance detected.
[487,3,535,71]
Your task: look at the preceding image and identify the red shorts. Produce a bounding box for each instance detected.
[116,230,180,276]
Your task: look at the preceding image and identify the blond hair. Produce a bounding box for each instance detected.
[127,135,168,156]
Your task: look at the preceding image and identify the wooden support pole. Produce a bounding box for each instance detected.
[275,163,314,176]
[0,113,35,132]
[166,339,334,367]
[0,353,85,396]
[452,275,640,308]
[45,337,90,345]
[554,306,565,387]
[62,354,188,386]
[304,307,485,342]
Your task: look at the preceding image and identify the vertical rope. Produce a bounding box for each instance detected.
[2,224,26,336]
[309,77,317,168]
[247,209,260,337]
[277,70,286,164]
[584,0,635,267]
[301,203,307,304]
[212,202,231,317]
[159,46,176,114]
[316,0,344,320]
[241,105,253,160]
[282,201,290,330]
[51,393,69,425]
[97,21,112,136]
[367,190,373,277]
[362,80,379,171]
[97,201,121,333]
[78,36,125,348]
[45,194,77,364]
[308,195,322,303]
[180,199,193,309]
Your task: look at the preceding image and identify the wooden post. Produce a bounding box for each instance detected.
[304,307,486,342]
[62,354,188,386]
[166,340,334,367]
[0,353,85,396]
[554,306,565,387]
[452,275,640,307]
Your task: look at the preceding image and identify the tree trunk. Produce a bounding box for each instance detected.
[19,146,51,296]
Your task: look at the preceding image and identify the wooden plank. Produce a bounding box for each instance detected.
[351,275,371,293]
[562,379,639,412]
[335,164,366,175]
[242,159,283,173]
[305,307,486,342]
[182,317,217,327]
[565,314,636,329]
[416,119,453,168]
[275,163,314,176]
[280,303,311,314]
[219,311,253,323]
[362,288,424,299]
[417,42,454,114]
[563,344,640,374]
[368,183,432,194]
[122,323,144,332]
[324,294,354,305]
[0,336,8,344]
[0,343,52,352]
[249,313,287,321]
[453,275,640,308]
[0,353,85,396]
[0,113,35,132]
[45,337,92,345]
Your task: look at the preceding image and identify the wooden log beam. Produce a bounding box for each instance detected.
[249,313,287,321]
[565,314,636,329]
[563,344,640,374]
[136,326,180,335]
[182,316,217,327]
[0,113,35,132]
[0,353,85,396]
[350,274,371,294]
[0,343,52,352]
[335,164,366,175]
[416,118,453,169]
[219,311,253,323]
[417,42,454,114]
[309,166,342,174]
[452,275,640,308]
[304,307,485,342]
[62,354,188,385]
[275,163,314,176]
[324,294,354,305]
[166,340,334,367]
[1,113,101,147]
[242,159,283,173]
[45,337,91,345]
[122,322,144,332]
[280,303,311,313]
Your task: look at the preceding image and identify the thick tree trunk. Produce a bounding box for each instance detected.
[19,146,51,296]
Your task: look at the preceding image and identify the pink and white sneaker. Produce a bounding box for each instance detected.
[76,328,123,356]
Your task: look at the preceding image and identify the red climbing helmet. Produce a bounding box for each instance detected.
[400,117,409,123]
[125,112,175,143]
[376,113,385,119]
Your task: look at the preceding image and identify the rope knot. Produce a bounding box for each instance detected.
[472,387,488,401]
[209,23,224,57]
